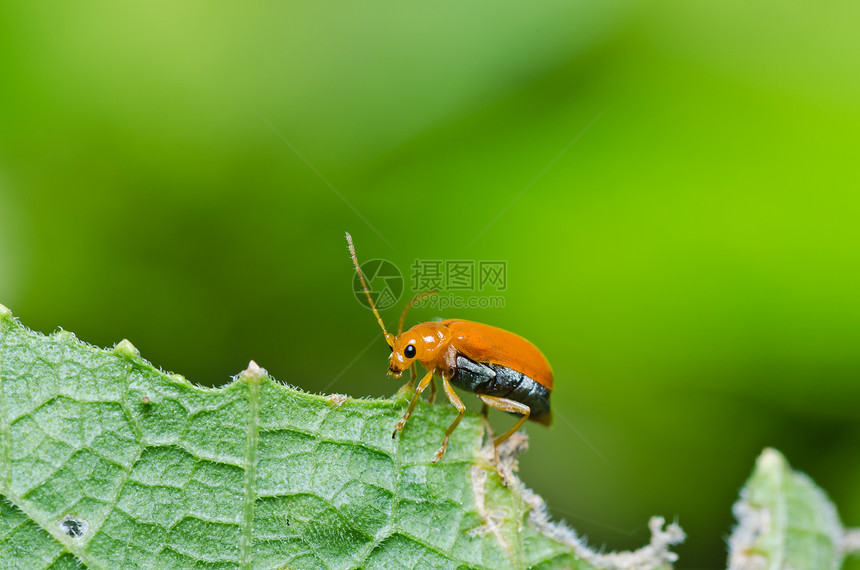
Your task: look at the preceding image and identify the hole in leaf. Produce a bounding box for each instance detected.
[58,514,88,539]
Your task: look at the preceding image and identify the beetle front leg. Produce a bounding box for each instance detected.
[393,368,434,438]
[409,362,436,403]
[394,363,419,400]
[427,376,437,403]
[408,362,417,388]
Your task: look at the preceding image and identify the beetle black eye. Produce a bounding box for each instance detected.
[404,344,416,359]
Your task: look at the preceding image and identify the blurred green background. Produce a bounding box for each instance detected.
[2,1,859,567]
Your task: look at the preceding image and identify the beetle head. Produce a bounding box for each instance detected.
[387,335,413,378]
[346,234,451,379]
[387,323,451,378]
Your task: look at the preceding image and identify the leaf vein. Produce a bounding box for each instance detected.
[240,376,260,569]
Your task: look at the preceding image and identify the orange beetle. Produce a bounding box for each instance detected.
[346,233,553,464]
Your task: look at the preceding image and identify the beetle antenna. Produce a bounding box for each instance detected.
[346,232,395,347]
[398,290,438,335]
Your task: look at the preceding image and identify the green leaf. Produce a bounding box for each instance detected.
[728,448,846,570]
[0,304,683,569]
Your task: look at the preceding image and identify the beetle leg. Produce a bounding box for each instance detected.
[432,376,466,464]
[476,395,530,467]
[479,402,495,440]
[395,362,418,399]
[408,362,417,387]
[393,368,434,438]
[427,376,437,403]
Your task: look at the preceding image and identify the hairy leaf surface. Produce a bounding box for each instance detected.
[0,306,684,569]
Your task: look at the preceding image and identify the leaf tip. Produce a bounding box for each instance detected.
[757,447,787,473]
[729,447,845,570]
[326,393,349,408]
[112,338,140,359]
[240,360,267,382]
[0,302,11,319]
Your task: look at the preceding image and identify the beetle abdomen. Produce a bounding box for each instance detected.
[450,354,552,424]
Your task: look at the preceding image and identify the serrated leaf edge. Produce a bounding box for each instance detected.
[0,305,686,570]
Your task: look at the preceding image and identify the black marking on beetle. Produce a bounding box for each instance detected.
[58,514,88,539]
[450,354,551,420]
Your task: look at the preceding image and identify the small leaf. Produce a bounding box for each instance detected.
[0,305,683,569]
[728,448,845,570]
